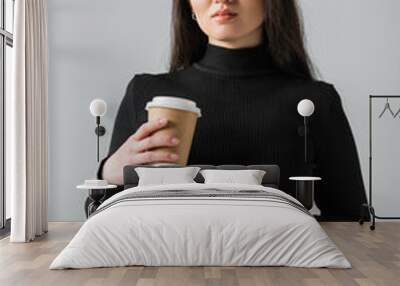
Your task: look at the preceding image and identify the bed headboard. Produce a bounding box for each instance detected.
[123,164,280,190]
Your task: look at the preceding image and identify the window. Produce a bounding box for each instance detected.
[5,0,13,33]
[0,0,14,234]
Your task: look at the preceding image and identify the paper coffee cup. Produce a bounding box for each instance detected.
[145,96,201,166]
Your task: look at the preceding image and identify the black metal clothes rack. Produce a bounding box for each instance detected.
[359,95,400,230]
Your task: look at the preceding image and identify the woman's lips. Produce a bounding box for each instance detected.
[212,13,238,23]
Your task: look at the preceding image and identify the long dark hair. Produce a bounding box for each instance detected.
[170,0,316,80]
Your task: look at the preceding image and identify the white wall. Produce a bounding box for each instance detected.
[47,0,172,221]
[48,0,400,221]
[298,0,400,217]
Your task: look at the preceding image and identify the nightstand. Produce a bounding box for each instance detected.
[289,176,322,216]
[77,183,117,217]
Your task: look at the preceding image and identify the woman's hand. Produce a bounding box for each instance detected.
[102,118,180,185]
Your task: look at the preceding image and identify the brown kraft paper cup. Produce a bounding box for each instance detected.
[145,96,201,166]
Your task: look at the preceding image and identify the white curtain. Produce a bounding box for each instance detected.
[8,0,49,242]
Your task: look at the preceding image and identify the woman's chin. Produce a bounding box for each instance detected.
[209,30,245,43]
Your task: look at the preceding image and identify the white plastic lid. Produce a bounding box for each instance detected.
[145,96,201,117]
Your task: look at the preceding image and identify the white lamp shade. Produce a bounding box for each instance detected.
[90,99,107,117]
[297,99,315,117]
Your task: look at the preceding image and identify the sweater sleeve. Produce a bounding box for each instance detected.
[314,84,368,221]
[96,75,141,191]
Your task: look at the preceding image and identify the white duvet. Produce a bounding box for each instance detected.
[49,183,351,269]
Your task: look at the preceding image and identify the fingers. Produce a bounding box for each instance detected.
[134,133,180,153]
[132,118,168,141]
[129,118,180,165]
[132,150,179,165]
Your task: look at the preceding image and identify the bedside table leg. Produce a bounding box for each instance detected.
[87,189,106,217]
[309,199,321,216]
[295,181,314,210]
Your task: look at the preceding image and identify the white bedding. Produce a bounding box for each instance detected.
[49,183,351,269]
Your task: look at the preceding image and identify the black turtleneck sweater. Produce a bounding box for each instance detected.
[94,42,368,221]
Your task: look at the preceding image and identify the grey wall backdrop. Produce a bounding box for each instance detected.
[48,0,400,221]
[48,0,172,221]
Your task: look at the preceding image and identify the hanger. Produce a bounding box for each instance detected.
[378,97,395,118]
[394,106,400,118]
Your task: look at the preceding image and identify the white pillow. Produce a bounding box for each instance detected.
[200,169,266,185]
[135,166,201,186]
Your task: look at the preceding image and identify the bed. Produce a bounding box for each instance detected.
[49,164,351,269]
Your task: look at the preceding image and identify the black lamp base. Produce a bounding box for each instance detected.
[95,126,106,136]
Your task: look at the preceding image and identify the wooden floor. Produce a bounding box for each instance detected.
[0,222,399,286]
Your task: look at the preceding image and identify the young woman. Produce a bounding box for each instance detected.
[86,0,368,221]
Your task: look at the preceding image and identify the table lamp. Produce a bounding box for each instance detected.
[297,99,315,174]
[89,99,107,162]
